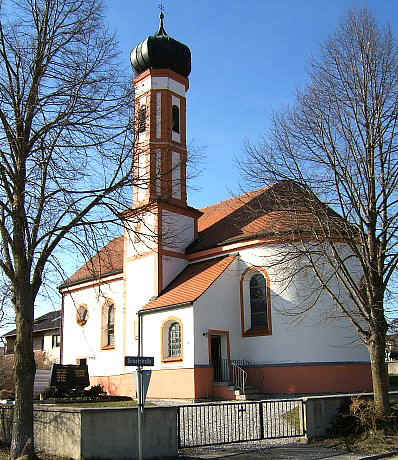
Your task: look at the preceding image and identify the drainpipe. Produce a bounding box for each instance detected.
[137,309,144,460]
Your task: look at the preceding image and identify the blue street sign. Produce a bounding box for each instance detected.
[125,356,154,367]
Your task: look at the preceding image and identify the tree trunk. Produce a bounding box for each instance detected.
[10,288,36,460]
[369,331,390,416]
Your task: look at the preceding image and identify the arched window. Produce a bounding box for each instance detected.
[138,105,146,133]
[250,274,268,328]
[240,268,272,337]
[161,318,183,362]
[172,105,180,133]
[168,322,181,357]
[102,301,115,349]
[106,304,115,346]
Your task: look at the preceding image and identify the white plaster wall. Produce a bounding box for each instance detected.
[141,306,194,370]
[125,212,156,256]
[162,256,188,290]
[135,75,185,98]
[162,211,194,252]
[193,248,370,366]
[43,334,60,363]
[124,254,159,359]
[62,279,125,377]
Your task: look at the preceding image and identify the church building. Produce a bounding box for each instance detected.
[60,13,372,400]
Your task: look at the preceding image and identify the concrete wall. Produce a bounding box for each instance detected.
[0,405,177,459]
[388,361,398,374]
[304,391,398,439]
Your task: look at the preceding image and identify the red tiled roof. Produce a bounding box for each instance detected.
[63,236,124,286]
[64,182,349,287]
[188,181,349,253]
[142,255,236,310]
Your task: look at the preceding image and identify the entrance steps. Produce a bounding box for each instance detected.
[212,382,265,401]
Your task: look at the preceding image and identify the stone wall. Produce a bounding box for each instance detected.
[0,405,177,459]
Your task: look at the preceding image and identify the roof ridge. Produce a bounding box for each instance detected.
[199,185,274,212]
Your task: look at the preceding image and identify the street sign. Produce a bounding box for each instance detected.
[124,356,154,367]
[134,370,152,404]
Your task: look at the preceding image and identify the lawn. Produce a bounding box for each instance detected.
[40,400,154,408]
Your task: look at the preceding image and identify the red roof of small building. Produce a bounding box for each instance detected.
[142,255,236,310]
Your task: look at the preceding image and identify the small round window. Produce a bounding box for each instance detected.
[76,305,89,326]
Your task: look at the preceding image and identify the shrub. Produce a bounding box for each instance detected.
[0,389,13,400]
[85,384,106,398]
[40,386,62,400]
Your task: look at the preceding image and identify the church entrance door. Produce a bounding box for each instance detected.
[208,330,230,382]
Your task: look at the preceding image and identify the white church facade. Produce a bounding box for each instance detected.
[60,13,372,400]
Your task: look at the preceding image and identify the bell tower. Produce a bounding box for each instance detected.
[130,12,191,208]
[126,13,201,297]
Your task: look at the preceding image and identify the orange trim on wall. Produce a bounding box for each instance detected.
[60,275,123,294]
[240,266,272,337]
[245,362,372,394]
[160,249,188,260]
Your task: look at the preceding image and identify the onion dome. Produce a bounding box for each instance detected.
[130,12,191,78]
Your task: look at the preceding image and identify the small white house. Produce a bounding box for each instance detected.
[60,13,372,400]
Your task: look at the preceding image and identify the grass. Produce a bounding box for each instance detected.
[280,405,301,430]
[42,400,154,408]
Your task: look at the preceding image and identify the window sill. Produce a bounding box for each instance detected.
[242,327,272,337]
[101,345,115,350]
[162,356,183,363]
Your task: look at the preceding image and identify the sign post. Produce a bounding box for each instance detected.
[125,356,154,460]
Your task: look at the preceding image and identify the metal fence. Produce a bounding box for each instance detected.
[178,399,305,448]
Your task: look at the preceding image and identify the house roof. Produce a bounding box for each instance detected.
[188,181,350,253]
[61,236,124,287]
[63,181,350,287]
[142,255,236,310]
[3,310,61,338]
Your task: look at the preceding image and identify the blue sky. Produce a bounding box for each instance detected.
[4,1,398,330]
[106,0,398,209]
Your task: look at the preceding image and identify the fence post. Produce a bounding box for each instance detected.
[258,401,264,439]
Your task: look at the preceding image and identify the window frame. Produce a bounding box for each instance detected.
[172,105,180,133]
[101,300,116,350]
[240,267,272,337]
[137,105,146,133]
[52,334,61,348]
[161,317,183,363]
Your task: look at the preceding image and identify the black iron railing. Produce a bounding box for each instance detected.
[178,399,305,448]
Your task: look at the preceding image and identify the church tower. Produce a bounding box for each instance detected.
[126,13,201,297]
[130,12,191,208]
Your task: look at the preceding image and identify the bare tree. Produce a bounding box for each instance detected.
[240,9,398,416]
[0,0,140,457]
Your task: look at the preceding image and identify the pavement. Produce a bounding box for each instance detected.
[180,444,398,460]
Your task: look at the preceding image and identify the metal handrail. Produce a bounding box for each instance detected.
[230,361,247,394]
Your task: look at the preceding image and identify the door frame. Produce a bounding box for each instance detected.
[207,329,231,364]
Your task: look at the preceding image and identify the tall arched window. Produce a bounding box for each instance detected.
[172,105,180,133]
[106,304,115,346]
[102,301,115,349]
[250,274,268,328]
[138,105,146,133]
[168,322,181,357]
[240,268,272,337]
